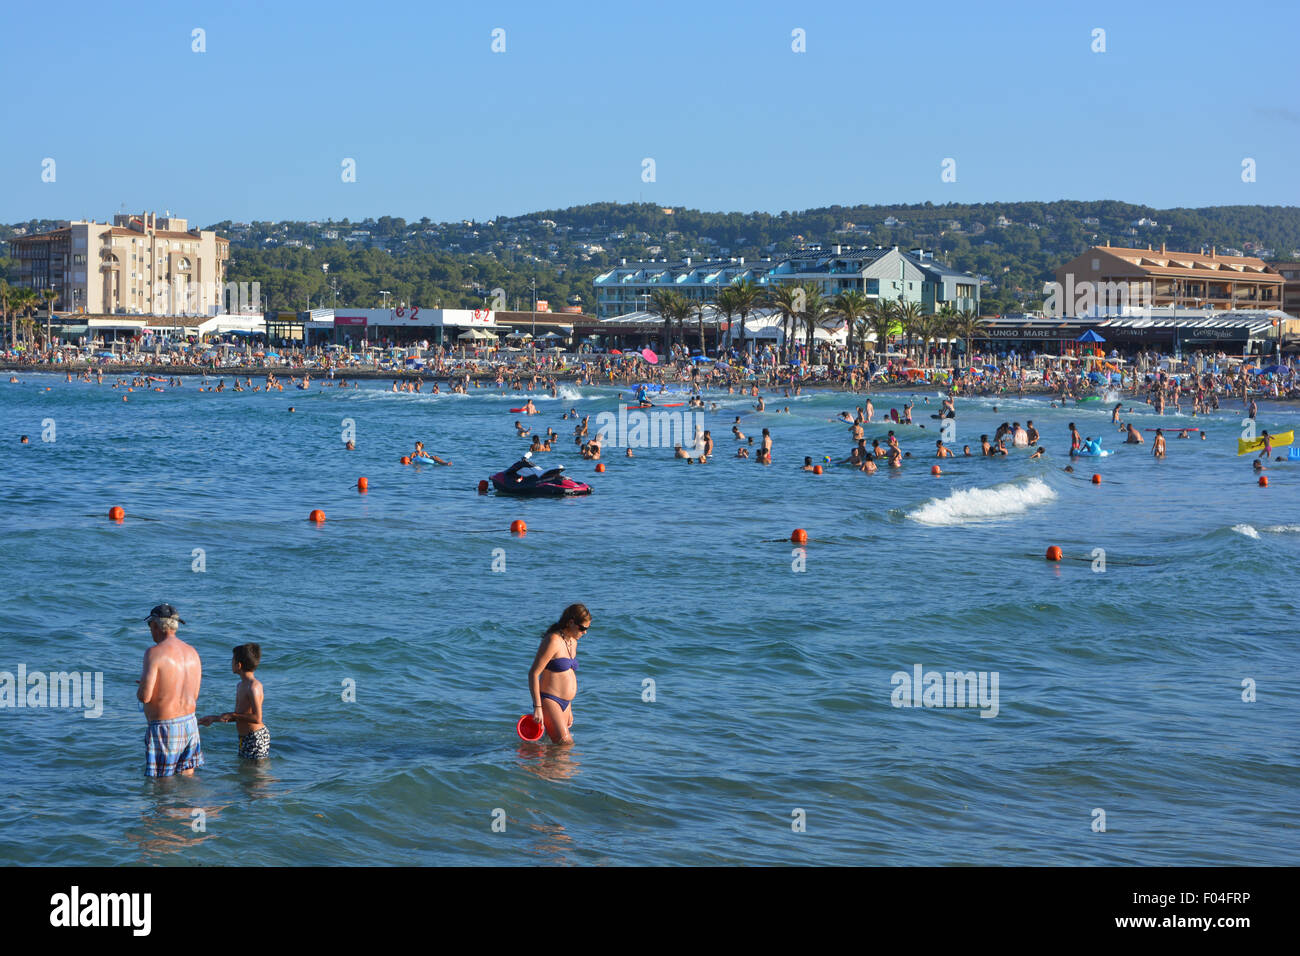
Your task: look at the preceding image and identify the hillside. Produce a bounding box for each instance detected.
[4,201,1298,315]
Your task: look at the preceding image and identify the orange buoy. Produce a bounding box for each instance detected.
[1091,474,1102,484]
[510,519,527,536]
[595,463,606,473]
[400,456,411,465]
[1045,546,1063,561]
[108,506,125,522]
[356,477,368,492]
[1259,475,1268,487]
[477,479,489,495]
[813,465,823,475]
[930,464,941,475]
[790,528,808,545]
[309,509,326,523]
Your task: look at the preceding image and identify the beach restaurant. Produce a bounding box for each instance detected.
[271,308,593,347]
[973,309,1291,356]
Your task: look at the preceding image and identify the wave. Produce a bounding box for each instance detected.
[906,477,1057,526]
[1231,524,1260,539]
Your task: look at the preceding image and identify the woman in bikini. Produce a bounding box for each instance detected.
[528,603,591,744]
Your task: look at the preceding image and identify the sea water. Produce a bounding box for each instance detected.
[1,374,1296,865]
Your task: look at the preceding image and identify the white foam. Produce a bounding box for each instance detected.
[1262,524,1300,534]
[1231,524,1260,539]
[907,477,1057,526]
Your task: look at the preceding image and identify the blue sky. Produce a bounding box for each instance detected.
[2,0,1297,226]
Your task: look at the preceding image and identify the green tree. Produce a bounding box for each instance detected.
[729,278,762,354]
[864,298,897,361]
[766,284,803,364]
[647,287,683,354]
[831,290,870,366]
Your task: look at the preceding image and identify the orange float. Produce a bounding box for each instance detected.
[108,506,125,522]
[813,465,823,475]
[1259,476,1268,487]
[595,463,606,473]
[308,509,326,523]
[1091,474,1102,484]
[477,479,489,495]
[790,529,808,545]
[510,519,527,535]
[1045,546,1063,561]
[930,465,941,475]
[400,456,411,465]
[356,477,368,492]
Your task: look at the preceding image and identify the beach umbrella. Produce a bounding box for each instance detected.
[1261,364,1287,375]
[609,349,623,355]
[641,348,658,364]
[1077,329,1105,343]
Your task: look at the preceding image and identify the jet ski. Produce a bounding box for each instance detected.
[489,456,593,497]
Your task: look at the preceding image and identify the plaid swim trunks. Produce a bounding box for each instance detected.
[144,713,204,777]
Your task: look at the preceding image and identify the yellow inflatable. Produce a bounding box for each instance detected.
[1238,430,1294,455]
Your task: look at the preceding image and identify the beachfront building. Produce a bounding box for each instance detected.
[10,212,231,316]
[769,245,981,313]
[592,257,773,319]
[973,309,1291,357]
[1053,245,1284,316]
[1269,260,1300,317]
[592,246,981,320]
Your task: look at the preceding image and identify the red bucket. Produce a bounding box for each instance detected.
[516,714,544,741]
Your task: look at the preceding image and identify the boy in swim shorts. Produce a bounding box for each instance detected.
[199,644,269,760]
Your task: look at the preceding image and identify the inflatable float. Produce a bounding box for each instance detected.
[1238,430,1293,456]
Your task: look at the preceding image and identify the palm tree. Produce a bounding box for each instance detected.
[714,287,738,356]
[647,287,680,355]
[43,289,58,350]
[766,285,803,364]
[693,295,714,357]
[864,298,897,362]
[10,289,37,347]
[730,278,762,356]
[895,302,925,361]
[934,305,959,367]
[798,284,830,364]
[952,309,985,368]
[0,280,11,350]
[831,290,870,366]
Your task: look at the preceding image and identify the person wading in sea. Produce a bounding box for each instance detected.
[137,604,204,778]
